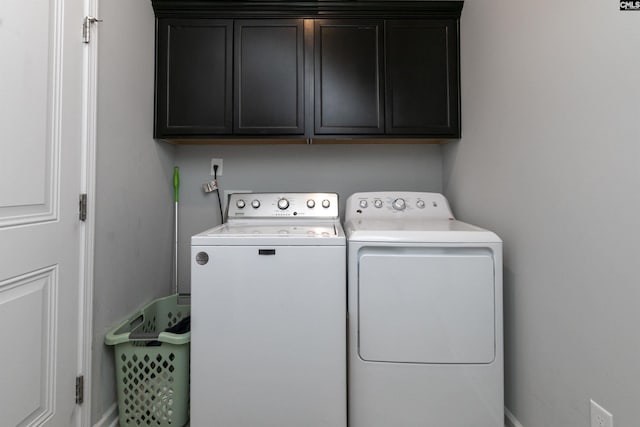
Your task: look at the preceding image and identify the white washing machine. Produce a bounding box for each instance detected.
[191,192,346,427]
[345,192,503,427]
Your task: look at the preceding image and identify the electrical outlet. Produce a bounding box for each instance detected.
[590,399,613,427]
[210,158,223,176]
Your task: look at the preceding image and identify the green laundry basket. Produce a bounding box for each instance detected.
[105,294,190,427]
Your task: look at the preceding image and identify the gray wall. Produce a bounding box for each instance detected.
[443,1,640,426]
[91,0,175,422]
[88,0,640,423]
[90,1,443,420]
[175,144,443,290]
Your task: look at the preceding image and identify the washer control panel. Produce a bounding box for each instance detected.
[227,192,339,219]
[346,192,454,220]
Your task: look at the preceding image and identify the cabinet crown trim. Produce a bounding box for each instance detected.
[151,1,463,18]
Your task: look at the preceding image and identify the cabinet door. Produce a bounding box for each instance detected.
[385,20,460,137]
[156,19,232,137]
[314,20,384,135]
[234,20,304,135]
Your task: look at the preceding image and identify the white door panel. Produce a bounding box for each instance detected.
[358,248,495,364]
[0,0,85,424]
[0,268,57,425]
[0,0,60,225]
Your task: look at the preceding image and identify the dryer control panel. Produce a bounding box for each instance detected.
[346,192,454,220]
[227,192,339,219]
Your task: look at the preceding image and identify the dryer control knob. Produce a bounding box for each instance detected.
[416,199,426,209]
[236,199,246,209]
[277,198,290,210]
[251,199,261,209]
[322,199,331,208]
[392,198,406,211]
[359,200,368,208]
[307,199,316,208]
[374,199,383,208]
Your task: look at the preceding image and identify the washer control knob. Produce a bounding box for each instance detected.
[277,198,290,210]
[374,199,383,208]
[236,199,246,209]
[359,200,368,208]
[307,199,316,208]
[251,199,261,209]
[392,198,407,211]
[416,199,426,209]
[322,199,331,208]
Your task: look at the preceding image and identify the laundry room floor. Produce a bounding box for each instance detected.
[178,419,509,426]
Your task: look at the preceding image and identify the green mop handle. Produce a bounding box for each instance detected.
[173,167,179,294]
[173,167,180,202]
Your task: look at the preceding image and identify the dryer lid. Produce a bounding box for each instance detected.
[344,192,501,243]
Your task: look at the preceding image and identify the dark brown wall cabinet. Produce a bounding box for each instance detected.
[152,2,463,141]
[156,19,303,137]
[314,20,384,135]
[385,20,460,136]
[234,20,304,135]
[156,19,232,136]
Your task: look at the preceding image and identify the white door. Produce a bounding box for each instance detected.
[0,0,86,424]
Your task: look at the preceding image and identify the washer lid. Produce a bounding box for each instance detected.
[192,222,346,246]
[345,218,501,243]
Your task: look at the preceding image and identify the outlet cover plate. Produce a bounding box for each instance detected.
[210,158,223,176]
[590,399,613,427]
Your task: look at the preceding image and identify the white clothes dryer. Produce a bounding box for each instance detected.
[191,193,346,427]
[345,192,503,427]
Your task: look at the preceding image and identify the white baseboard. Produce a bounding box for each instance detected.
[93,402,118,427]
[505,407,524,427]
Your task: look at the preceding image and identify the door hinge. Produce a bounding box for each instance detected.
[83,16,103,44]
[75,375,84,404]
[79,193,87,222]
